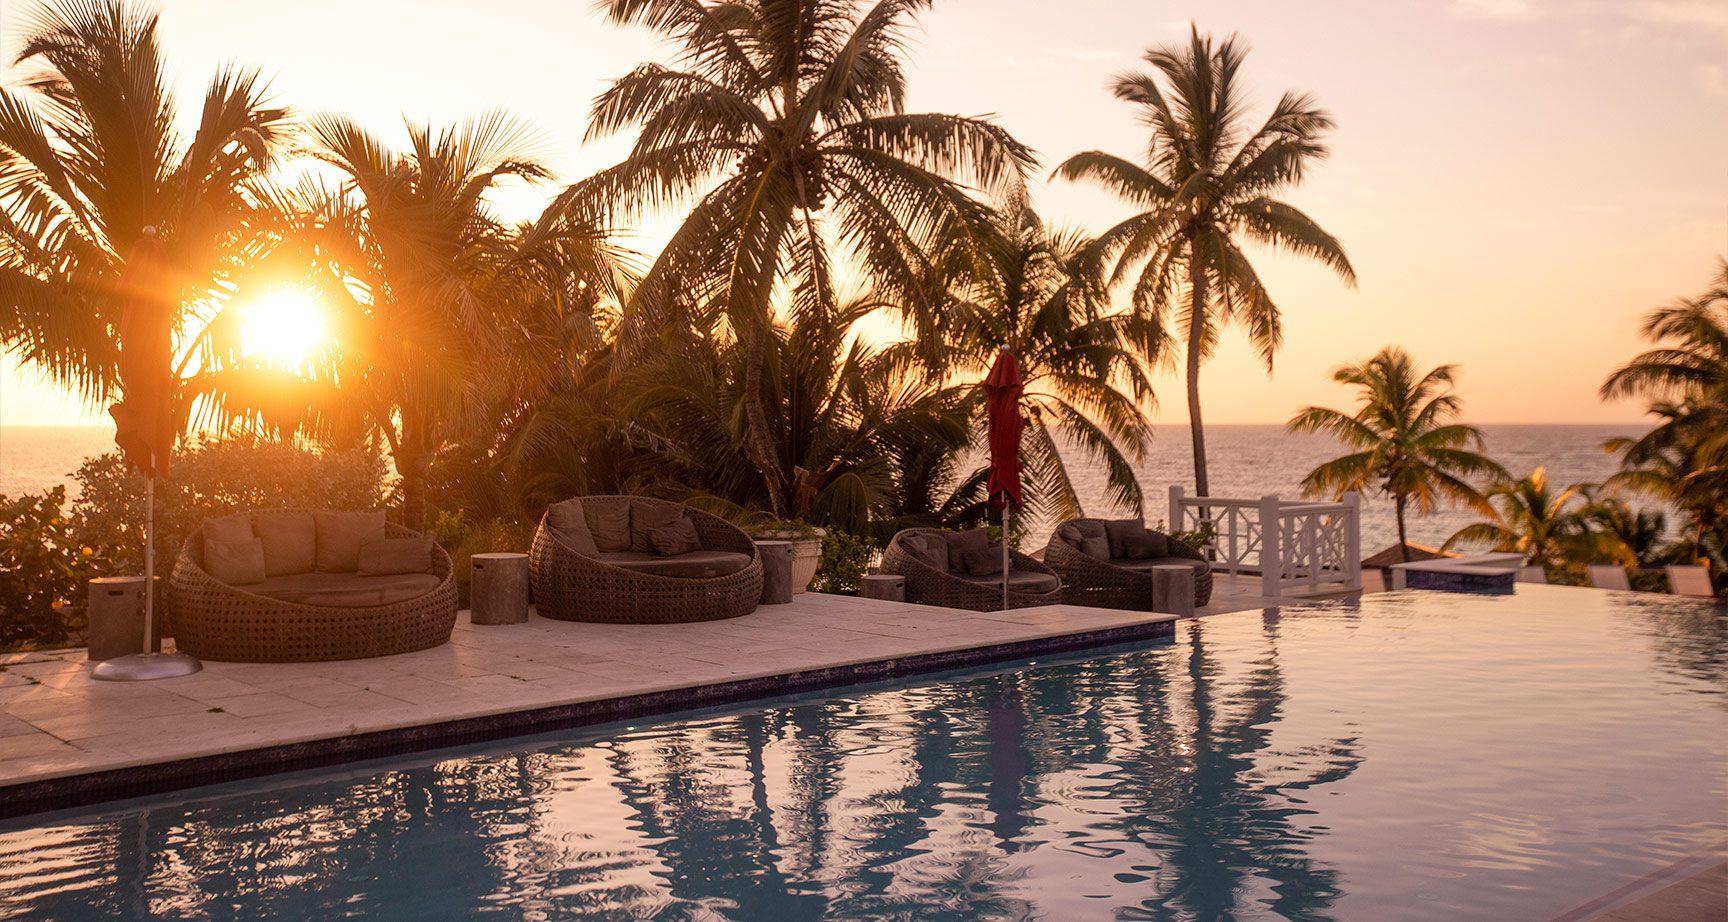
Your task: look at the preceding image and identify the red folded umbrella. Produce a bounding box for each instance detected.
[108,229,177,478]
[984,347,1023,510]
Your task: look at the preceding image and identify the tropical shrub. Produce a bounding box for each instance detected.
[812,530,875,596]
[0,488,94,649]
[429,511,538,607]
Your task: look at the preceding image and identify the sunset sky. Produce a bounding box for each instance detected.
[1,0,1724,426]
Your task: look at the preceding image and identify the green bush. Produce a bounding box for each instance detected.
[812,530,874,595]
[0,487,94,649]
[432,510,538,607]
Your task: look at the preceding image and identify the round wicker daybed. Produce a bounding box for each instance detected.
[167,510,458,663]
[528,495,763,624]
[1042,518,1213,611]
[880,527,1064,612]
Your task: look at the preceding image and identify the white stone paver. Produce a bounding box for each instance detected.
[0,591,1226,794]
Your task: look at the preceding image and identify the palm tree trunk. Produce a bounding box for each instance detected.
[741,314,787,516]
[1395,494,1410,562]
[1186,252,1210,496]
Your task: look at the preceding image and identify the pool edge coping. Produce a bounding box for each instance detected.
[0,614,1177,822]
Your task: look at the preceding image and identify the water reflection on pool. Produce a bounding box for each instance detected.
[2,586,1724,920]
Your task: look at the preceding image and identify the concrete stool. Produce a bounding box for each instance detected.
[1151,565,1196,617]
[861,573,906,602]
[87,576,159,662]
[756,540,794,604]
[470,553,530,625]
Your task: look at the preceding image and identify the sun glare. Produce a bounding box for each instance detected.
[239,289,328,367]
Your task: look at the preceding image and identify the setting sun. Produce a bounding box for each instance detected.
[239,289,328,367]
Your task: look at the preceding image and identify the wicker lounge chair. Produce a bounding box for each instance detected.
[1042,518,1213,611]
[529,495,763,624]
[880,527,1063,612]
[168,509,457,662]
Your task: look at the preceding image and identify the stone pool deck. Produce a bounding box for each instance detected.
[0,591,1217,818]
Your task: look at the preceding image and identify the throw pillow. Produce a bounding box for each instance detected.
[648,517,701,556]
[902,533,948,572]
[205,536,266,585]
[254,509,317,576]
[584,500,632,552]
[357,536,435,575]
[1119,531,1168,560]
[204,512,255,549]
[630,500,686,553]
[315,509,387,572]
[961,544,1006,577]
[1079,535,1111,561]
[1104,519,1150,558]
[546,500,600,557]
[944,528,992,572]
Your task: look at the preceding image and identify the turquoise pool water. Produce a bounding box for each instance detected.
[2,586,1724,920]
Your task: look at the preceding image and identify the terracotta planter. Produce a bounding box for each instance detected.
[755,529,824,592]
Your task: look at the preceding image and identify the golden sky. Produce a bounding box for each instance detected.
[1,0,1724,425]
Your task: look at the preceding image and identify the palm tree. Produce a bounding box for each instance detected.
[221,113,633,528]
[1288,347,1505,561]
[1601,259,1728,431]
[1576,487,1682,569]
[1443,467,1586,570]
[1056,26,1355,496]
[941,190,1166,522]
[0,0,289,409]
[579,0,1033,516]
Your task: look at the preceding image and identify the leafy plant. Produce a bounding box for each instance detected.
[812,530,875,596]
[0,488,93,650]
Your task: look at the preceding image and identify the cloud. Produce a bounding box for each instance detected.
[1629,1,1728,35]
[1699,63,1727,97]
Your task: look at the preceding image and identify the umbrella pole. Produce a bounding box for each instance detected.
[1002,500,1011,612]
[143,474,154,650]
[90,465,200,680]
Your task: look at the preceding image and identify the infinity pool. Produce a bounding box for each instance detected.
[2,586,1724,920]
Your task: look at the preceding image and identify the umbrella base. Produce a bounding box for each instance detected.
[91,651,202,682]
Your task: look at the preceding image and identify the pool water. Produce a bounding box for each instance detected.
[2,586,1724,920]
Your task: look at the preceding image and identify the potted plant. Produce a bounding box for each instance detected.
[749,519,826,592]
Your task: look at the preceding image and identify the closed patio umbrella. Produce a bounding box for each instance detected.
[94,226,200,681]
[984,346,1024,609]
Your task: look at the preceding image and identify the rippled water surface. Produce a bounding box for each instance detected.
[2,586,1724,920]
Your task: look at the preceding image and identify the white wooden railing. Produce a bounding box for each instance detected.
[1169,486,1363,598]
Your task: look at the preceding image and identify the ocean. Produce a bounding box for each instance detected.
[0,424,1639,555]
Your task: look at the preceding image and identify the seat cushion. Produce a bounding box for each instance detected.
[957,570,1061,594]
[597,550,752,579]
[584,501,632,552]
[1111,556,1209,575]
[254,509,317,577]
[630,500,686,553]
[944,528,991,571]
[546,499,600,557]
[251,572,443,608]
[900,533,948,572]
[358,536,435,576]
[315,510,386,572]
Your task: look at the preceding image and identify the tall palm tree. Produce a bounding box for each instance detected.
[941,190,1166,522]
[1443,467,1586,570]
[579,0,1033,516]
[220,112,633,527]
[0,0,290,409]
[1601,259,1728,432]
[1056,26,1354,496]
[1288,347,1505,561]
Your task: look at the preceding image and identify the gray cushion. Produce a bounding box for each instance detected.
[546,499,600,557]
[944,528,991,571]
[956,570,1061,593]
[205,536,266,586]
[597,550,751,579]
[1119,530,1168,560]
[901,533,948,572]
[648,517,700,556]
[960,544,1005,576]
[1111,556,1209,574]
[315,509,386,572]
[254,509,316,576]
[585,501,632,552]
[204,512,255,550]
[251,572,442,608]
[357,536,435,575]
[630,500,685,553]
[1103,519,1149,557]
